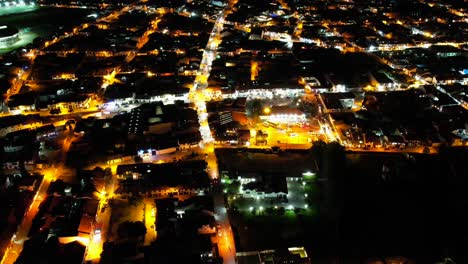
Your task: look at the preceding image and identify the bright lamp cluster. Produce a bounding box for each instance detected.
[1,0,36,7]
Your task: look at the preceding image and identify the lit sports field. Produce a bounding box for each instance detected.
[0,31,39,54]
[0,6,93,54]
[0,4,38,17]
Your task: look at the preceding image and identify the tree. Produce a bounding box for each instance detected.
[321,142,346,257]
[245,99,264,124]
[104,167,112,177]
[129,195,142,206]
[322,142,346,219]
[0,78,10,96]
[294,207,302,215]
[310,140,326,171]
[228,180,240,193]
[117,221,147,239]
[134,155,143,163]
[265,207,275,215]
[277,206,285,215]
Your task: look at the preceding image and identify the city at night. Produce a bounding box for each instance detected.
[0,0,467,263]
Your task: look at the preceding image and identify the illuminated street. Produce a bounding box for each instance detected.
[213,192,236,264]
[83,176,116,263]
[188,1,238,263]
[143,197,157,245]
[1,167,56,264]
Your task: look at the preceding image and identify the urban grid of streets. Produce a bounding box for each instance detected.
[1,1,241,263]
[1,4,137,264]
[1,0,464,263]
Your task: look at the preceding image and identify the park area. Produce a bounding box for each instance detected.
[222,147,468,262]
[108,196,156,246]
[216,149,325,252]
[229,208,320,252]
[222,175,318,213]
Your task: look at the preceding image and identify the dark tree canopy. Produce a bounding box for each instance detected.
[245,99,264,122]
[310,140,326,170]
[322,142,346,219]
[117,221,147,239]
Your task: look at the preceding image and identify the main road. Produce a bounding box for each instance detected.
[188,1,238,263]
[1,119,75,264]
[0,167,57,264]
[83,4,162,263]
[83,168,117,263]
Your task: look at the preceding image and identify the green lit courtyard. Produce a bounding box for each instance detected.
[223,175,318,216]
[217,149,323,251]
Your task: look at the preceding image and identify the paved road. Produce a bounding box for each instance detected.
[213,191,236,264]
[187,0,238,262]
[143,197,157,245]
[83,170,117,263]
[1,167,56,264]
[1,110,75,263]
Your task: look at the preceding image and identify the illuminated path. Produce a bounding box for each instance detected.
[188,1,238,263]
[1,125,74,264]
[83,171,117,263]
[1,168,56,264]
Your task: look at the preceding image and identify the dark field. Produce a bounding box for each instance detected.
[217,148,468,263]
[0,7,93,54]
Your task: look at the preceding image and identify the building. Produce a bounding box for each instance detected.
[35,124,57,140]
[3,129,36,153]
[78,199,99,237]
[0,114,43,137]
[7,92,37,112]
[237,174,288,199]
[236,247,311,264]
[116,161,210,196]
[261,105,306,123]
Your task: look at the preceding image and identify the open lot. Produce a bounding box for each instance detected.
[229,209,317,252]
[108,197,156,245]
[216,149,316,176]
